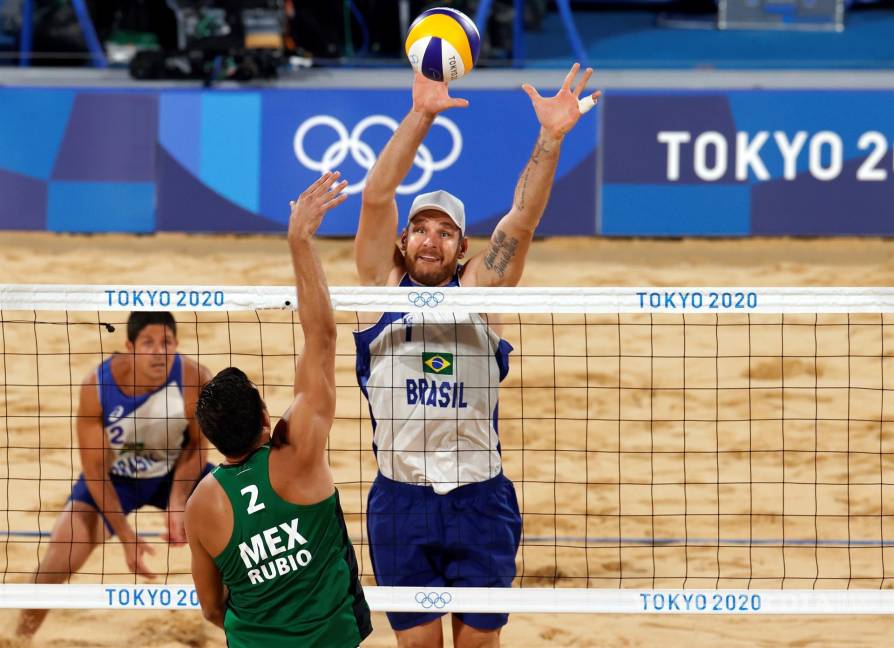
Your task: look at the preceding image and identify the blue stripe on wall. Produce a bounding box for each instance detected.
[200,94,261,212]
[159,93,202,178]
[601,184,751,236]
[47,181,155,233]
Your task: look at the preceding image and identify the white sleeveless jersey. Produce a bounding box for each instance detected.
[354,272,512,494]
[98,354,189,479]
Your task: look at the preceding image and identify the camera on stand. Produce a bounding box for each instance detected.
[129,1,287,84]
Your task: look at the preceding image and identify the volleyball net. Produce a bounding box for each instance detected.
[2,284,894,614]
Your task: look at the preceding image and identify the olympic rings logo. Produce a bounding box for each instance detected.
[408,291,445,308]
[415,591,453,609]
[293,115,462,195]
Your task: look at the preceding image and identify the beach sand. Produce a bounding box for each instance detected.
[1,232,893,647]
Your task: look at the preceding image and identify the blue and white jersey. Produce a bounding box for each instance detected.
[354,269,512,494]
[98,354,188,479]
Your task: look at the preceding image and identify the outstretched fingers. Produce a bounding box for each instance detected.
[324,192,350,210]
[561,62,581,92]
[522,83,542,102]
[306,170,335,196]
[573,67,594,97]
[312,170,341,196]
[323,179,350,208]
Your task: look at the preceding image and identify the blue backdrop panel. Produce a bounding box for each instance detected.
[256,89,596,236]
[5,85,894,236]
[0,168,47,229]
[159,93,202,178]
[53,93,157,182]
[199,93,261,213]
[0,85,596,234]
[600,90,894,236]
[602,94,738,184]
[0,89,74,180]
[48,181,155,233]
[156,146,280,233]
[601,184,750,236]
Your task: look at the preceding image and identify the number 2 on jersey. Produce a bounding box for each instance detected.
[240,485,266,514]
[109,426,124,444]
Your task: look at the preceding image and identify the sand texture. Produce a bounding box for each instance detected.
[1,233,894,646]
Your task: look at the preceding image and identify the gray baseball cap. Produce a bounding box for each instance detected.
[408,190,465,235]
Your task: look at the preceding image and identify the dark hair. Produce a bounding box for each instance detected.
[196,367,265,457]
[127,312,177,343]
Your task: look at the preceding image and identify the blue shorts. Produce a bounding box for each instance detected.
[367,471,522,632]
[69,463,214,535]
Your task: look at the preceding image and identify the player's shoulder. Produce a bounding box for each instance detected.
[80,354,117,386]
[190,470,221,500]
[179,357,212,405]
[81,355,115,390]
[186,470,226,521]
[186,471,236,556]
[80,366,100,388]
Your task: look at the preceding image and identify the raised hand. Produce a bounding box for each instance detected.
[522,63,601,140]
[288,171,349,241]
[412,71,469,117]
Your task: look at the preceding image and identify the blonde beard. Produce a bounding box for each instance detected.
[405,255,460,287]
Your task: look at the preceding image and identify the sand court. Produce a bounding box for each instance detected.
[1,233,894,646]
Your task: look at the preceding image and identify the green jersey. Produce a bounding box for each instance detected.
[211,444,371,647]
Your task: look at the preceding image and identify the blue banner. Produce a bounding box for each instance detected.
[0,86,597,236]
[600,90,894,236]
[5,85,894,237]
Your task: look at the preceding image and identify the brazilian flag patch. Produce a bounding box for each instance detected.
[422,352,453,375]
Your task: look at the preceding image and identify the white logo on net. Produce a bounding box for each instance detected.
[293,115,462,195]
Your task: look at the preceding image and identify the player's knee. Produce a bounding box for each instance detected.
[56,505,105,543]
[396,619,444,648]
[453,622,501,648]
[36,532,99,577]
[397,636,443,648]
[456,635,500,648]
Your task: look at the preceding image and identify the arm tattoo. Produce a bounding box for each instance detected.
[514,137,553,211]
[515,167,530,211]
[484,229,520,279]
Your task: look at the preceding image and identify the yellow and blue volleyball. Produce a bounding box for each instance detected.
[405,7,481,82]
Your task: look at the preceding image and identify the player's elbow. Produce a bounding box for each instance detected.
[201,604,225,626]
[80,453,108,480]
[318,328,337,352]
[315,314,337,340]
[502,210,538,239]
[301,303,337,340]
[305,327,337,358]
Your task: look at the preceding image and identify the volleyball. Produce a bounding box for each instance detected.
[405,7,481,82]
